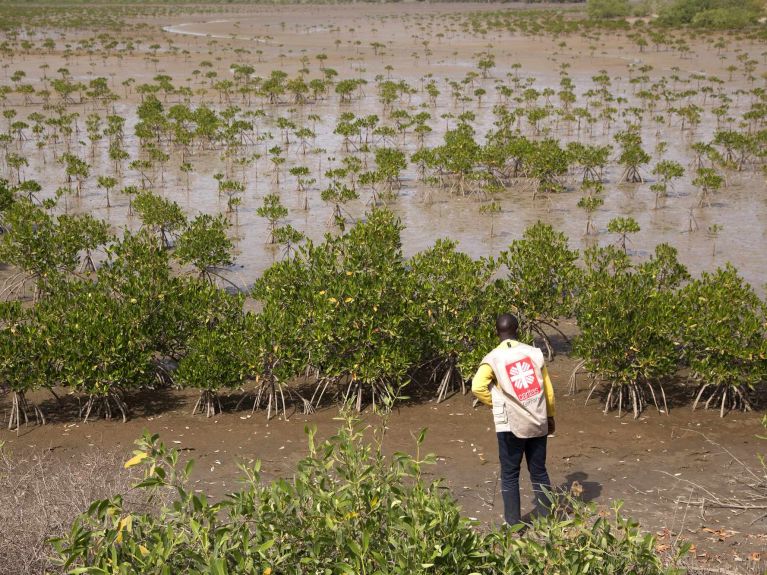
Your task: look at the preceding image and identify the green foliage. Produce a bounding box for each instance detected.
[692,167,723,207]
[677,265,767,413]
[607,216,640,252]
[587,0,631,19]
[0,198,109,294]
[615,128,650,183]
[487,496,682,574]
[133,191,186,248]
[52,420,682,574]
[175,310,252,416]
[35,279,154,420]
[574,244,686,417]
[409,239,499,398]
[658,0,762,28]
[256,193,289,244]
[253,209,426,411]
[498,222,581,357]
[526,138,570,194]
[174,213,233,278]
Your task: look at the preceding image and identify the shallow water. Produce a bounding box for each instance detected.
[6,4,767,293]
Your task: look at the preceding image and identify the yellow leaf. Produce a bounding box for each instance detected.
[263,569,272,575]
[328,297,337,304]
[344,297,353,303]
[139,545,149,557]
[345,271,353,276]
[118,515,133,533]
[124,452,148,469]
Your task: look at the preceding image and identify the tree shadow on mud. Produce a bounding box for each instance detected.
[22,387,187,426]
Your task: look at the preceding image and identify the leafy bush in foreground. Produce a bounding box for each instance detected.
[51,417,682,574]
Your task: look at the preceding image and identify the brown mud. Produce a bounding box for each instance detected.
[2,342,765,570]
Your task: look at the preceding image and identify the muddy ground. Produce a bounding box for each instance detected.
[2,338,765,572]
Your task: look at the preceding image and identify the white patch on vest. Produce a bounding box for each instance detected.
[505,358,542,402]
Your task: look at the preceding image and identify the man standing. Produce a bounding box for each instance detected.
[471,313,555,526]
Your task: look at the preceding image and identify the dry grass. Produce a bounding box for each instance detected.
[0,444,137,574]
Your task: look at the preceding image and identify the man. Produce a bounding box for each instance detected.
[471,313,555,526]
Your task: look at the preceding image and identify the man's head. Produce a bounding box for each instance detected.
[496,313,519,341]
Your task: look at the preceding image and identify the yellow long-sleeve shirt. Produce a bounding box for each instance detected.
[471,339,556,417]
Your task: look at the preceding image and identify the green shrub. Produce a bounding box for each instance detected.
[587,0,631,19]
[488,497,684,574]
[409,239,501,401]
[658,0,762,27]
[51,417,684,574]
[498,222,581,359]
[677,264,767,415]
[573,244,686,417]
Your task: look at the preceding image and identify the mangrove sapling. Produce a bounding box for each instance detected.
[525,138,571,197]
[577,181,604,235]
[174,213,234,284]
[272,224,305,259]
[0,197,110,300]
[253,209,425,414]
[651,159,684,208]
[374,146,407,198]
[678,265,767,416]
[566,142,612,183]
[498,222,581,360]
[256,193,288,245]
[96,175,117,209]
[573,244,684,418]
[707,223,723,256]
[607,216,640,254]
[0,303,46,431]
[692,166,724,208]
[429,122,481,195]
[133,191,186,249]
[615,127,650,183]
[37,280,155,423]
[409,239,500,402]
[478,198,502,238]
[176,312,251,418]
[321,167,358,229]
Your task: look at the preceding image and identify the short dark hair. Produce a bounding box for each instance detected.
[496,313,519,337]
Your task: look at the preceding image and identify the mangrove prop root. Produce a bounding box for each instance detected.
[79,393,128,423]
[693,385,752,417]
[8,391,46,432]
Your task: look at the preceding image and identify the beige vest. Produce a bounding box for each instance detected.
[482,342,549,438]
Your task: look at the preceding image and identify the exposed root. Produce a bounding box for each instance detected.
[601,381,652,419]
[309,377,333,410]
[567,359,587,395]
[343,377,393,412]
[251,377,292,420]
[7,391,46,432]
[435,357,464,403]
[79,392,128,423]
[692,384,752,417]
[191,389,223,418]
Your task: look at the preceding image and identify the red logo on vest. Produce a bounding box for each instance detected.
[504,358,541,402]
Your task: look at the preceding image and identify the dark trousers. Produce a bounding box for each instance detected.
[497,431,551,525]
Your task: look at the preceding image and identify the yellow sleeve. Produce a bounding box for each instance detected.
[471,363,494,407]
[542,366,556,417]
